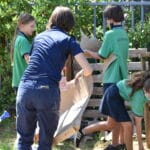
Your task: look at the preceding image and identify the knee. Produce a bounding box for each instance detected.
[122,122,133,130]
[106,123,115,131]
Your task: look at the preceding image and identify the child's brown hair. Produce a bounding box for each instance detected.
[11,13,35,62]
[126,71,150,96]
[46,6,75,32]
[104,5,124,22]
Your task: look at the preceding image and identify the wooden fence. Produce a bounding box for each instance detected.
[82,48,148,119]
[81,48,150,148]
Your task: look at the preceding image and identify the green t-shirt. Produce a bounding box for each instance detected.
[98,27,129,83]
[117,79,148,116]
[12,33,31,87]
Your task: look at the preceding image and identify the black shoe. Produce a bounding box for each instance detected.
[103,144,118,150]
[116,144,127,150]
[74,129,84,148]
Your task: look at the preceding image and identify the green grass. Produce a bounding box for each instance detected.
[0,118,147,150]
[0,117,106,150]
[0,118,16,150]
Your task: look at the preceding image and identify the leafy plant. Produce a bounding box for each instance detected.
[0,0,150,111]
[128,14,150,49]
[0,49,15,112]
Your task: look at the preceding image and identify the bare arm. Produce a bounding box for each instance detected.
[24,54,30,64]
[84,50,104,60]
[74,53,93,77]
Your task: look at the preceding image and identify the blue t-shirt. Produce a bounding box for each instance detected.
[22,26,83,84]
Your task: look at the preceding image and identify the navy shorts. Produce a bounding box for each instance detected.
[103,83,115,94]
[99,84,131,122]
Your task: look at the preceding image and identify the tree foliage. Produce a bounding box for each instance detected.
[0,0,150,111]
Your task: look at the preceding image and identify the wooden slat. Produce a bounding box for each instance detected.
[128,62,142,71]
[86,49,147,60]
[144,101,150,148]
[128,49,147,58]
[93,74,103,83]
[87,98,101,107]
[90,62,143,72]
[92,61,149,72]
[92,87,103,96]
[83,110,105,118]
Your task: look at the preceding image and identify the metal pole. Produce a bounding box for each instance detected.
[93,5,97,37]
[141,0,144,27]
[130,3,135,31]
[102,6,106,33]
[89,1,150,6]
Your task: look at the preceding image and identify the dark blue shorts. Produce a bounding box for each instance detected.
[103,83,115,94]
[99,84,131,122]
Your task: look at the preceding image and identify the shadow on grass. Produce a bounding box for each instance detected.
[53,134,107,150]
[0,118,16,150]
[0,118,109,150]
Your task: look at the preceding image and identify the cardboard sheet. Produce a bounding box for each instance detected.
[53,73,93,145]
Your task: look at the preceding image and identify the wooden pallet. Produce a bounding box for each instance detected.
[83,48,148,119]
[81,48,150,148]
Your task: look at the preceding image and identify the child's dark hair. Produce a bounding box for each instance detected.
[103,5,124,22]
[11,13,35,63]
[46,6,75,32]
[126,71,150,96]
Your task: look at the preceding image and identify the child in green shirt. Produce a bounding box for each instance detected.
[12,13,35,93]
[84,5,129,149]
[75,71,150,150]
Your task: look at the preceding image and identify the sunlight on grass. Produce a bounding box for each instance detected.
[0,118,148,150]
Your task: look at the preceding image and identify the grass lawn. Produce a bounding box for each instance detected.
[0,118,16,150]
[0,117,106,150]
[0,117,149,150]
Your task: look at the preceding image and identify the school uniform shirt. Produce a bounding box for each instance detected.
[117,79,148,116]
[22,26,83,85]
[12,32,31,88]
[98,25,129,83]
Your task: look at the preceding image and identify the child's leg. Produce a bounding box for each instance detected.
[82,116,117,135]
[121,121,133,150]
[134,116,145,150]
[112,123,120,146]
[75,116,117,148]
[119,125,124,144]
[112,123,125,145]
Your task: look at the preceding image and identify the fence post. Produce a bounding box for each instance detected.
[144,101,150,148]
[141,52,150,148]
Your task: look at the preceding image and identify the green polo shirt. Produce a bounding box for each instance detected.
[117,79,148,116]
[12,32,31,88]
[98,27,129,83]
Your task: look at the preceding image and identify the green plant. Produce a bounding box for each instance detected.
[128,14,150,48]
[0,49,15,112]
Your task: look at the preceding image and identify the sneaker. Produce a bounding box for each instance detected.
[74,129,84,147]
[104,144,127,150]
[103,144,118,150]
[116,144,127,150]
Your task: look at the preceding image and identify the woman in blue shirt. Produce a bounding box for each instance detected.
[16,6,93,150]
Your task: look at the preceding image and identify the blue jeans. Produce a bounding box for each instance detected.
[16,80,60,150]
